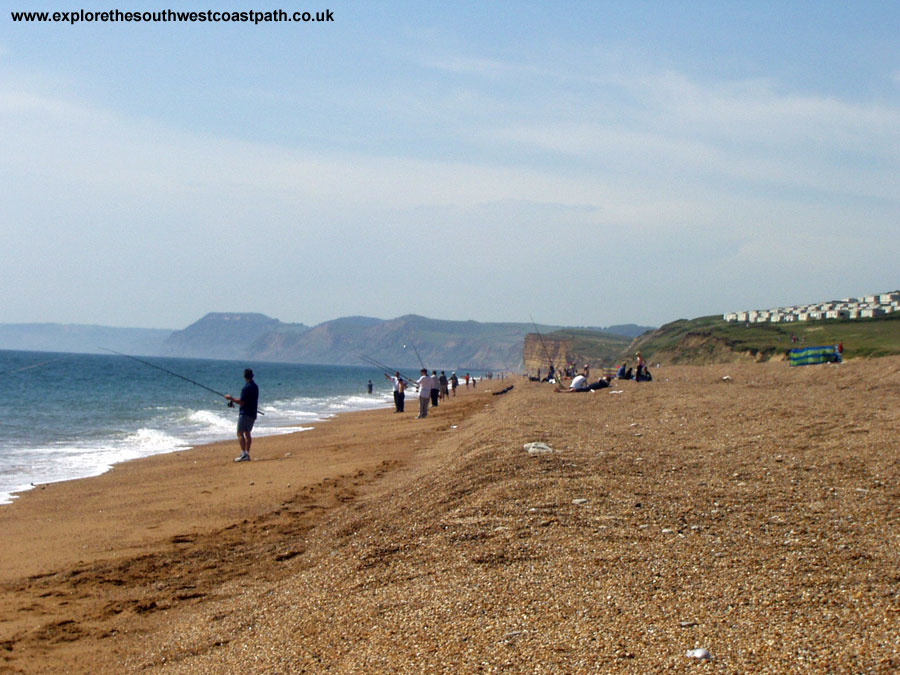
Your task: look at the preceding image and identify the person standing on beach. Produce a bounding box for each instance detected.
[415,368,433,418]
[225,368,258,463]
[367,379,373,394]
[386,372,405,412]
[430,370,440,407]
[634,352,646,382]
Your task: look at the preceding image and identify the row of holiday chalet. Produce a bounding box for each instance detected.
[724,291,900,324]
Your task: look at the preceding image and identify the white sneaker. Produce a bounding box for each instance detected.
[234,453,250,462]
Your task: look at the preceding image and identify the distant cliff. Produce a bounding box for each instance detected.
[523,329,631,375]
[0,314,655,371]
[159,313,299,360]
[249,314,544,371]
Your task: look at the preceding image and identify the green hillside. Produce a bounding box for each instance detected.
[545,328,632,366]
[629,313,900,364]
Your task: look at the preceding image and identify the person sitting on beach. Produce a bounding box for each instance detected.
[556,376,612,393]
[569,373,588,390]
[616,362,628,379]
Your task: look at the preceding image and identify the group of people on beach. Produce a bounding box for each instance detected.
[550,351,654,393]
[386,368,475,418]
[223,366,483,463]
[615,351,653,382]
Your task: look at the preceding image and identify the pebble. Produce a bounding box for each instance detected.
[524,442,553,455]
[572,498,589,505]
[686,647,711,660]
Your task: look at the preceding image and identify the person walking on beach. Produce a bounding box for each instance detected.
[386,372,405,412]
[415,368,433,419]
[439,371,449,400]
[450,372,459,396]
[225,368,258,463]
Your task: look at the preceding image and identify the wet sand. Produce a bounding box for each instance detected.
[1,361,899,673]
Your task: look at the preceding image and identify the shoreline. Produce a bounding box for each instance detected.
[0,384,488,582]
[0,389,397,507]
[3,362,900,672]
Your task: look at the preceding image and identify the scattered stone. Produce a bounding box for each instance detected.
[680,621,698,628]
[686,647,711,660]
[572,498,589,505]
[524,442,553,455]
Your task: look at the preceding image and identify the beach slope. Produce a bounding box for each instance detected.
[2,361,899,673]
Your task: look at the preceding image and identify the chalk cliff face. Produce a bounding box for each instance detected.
[522,334,572,376]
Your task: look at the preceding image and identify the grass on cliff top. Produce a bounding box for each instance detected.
[544,328,631,366]
[635,313,900,361]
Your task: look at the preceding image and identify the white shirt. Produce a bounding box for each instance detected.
[570,374,587,390]
[416,374,433,398]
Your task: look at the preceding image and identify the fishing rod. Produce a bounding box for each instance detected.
[100,348,233,406]
[529,315,557,376]
[406,334,427,372]
[0,358,61,376]
[360,354,418,385]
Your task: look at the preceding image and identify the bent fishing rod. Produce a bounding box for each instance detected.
[529,315,557,375]
[100,348,259,411]
[0,358,61,376]
[406,334,427,371]
[360,354,418,385]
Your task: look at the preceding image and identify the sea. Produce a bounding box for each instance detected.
[0,349,399,505]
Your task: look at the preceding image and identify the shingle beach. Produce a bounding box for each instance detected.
[2,358,899,673]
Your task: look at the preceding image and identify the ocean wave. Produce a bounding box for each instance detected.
[0,361,394,505]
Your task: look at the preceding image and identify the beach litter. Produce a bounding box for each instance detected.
[608,390,624,394]
[686,648,712,660]
[524,442,553,455]
[572,498,589,505]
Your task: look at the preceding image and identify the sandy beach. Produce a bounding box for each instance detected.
[2,360,899,673]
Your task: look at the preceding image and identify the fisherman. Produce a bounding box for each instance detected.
[225,368,259,463]
[415,368,433,419]
[385,371,405,412]
[430,370,440,407]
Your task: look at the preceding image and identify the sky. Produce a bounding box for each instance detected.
[2,1,898,330]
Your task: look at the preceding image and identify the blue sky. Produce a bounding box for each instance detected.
[2,1,898,329]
